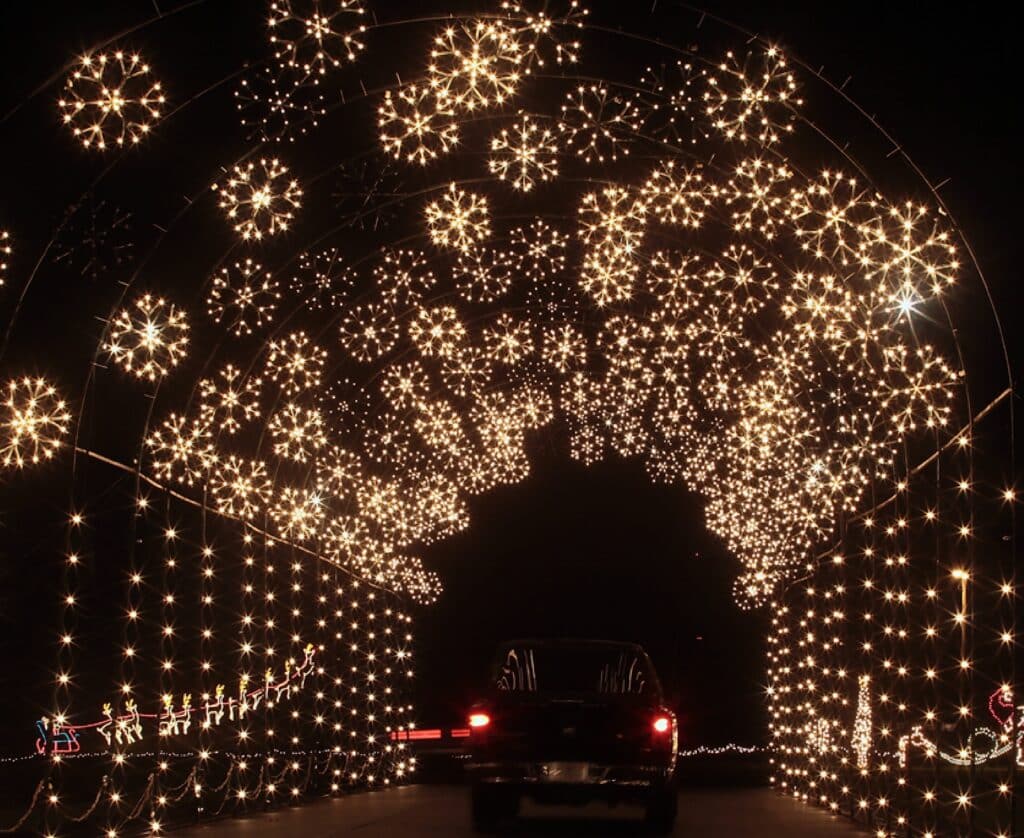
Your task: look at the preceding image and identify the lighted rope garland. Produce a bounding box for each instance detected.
[0,1,1016,836]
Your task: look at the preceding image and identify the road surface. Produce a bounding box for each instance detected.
[176,785,867,836]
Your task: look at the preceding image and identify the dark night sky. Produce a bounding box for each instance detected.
[0,1,1019,752]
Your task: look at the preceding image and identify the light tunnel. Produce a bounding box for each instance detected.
[0,2,1017,836]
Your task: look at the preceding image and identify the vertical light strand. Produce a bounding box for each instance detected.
[287,548,303,799]
[330,566,349,791]
[197,520,214,822]
[240,528,258,808]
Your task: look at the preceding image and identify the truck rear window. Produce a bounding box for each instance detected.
[494,644,656,696]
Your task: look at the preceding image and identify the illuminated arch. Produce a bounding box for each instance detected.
[0,3,1014,835]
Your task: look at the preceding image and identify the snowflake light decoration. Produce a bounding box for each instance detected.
[265,331,328,396]
[210,455,273,520]
[425,183,491,252]
[1,378,72,469]
[145,413,213,485]
[409,305,468,358]
[378,85,460,166]
[441,344,493,398]
[213,157,302,241]
[271,486,326,541]
[268,0,367,77]
[105,293,189,380]
[703,46,802,144]
[455,246,514,302]
[488,113,560,192]
[334,157,404,231]
[314,445,363,500]
[500,0,589,67]
[483,312,533,365]
[51,195,135,280]
[207,258,281,335]
[340,302,400,362]
[374,248,437,307]
[541,323,588,372]
[198,365,261,434]
[290,246,356,311]
[235,66,327,143]
[58,51,166,150]
[634,59,703,144]
[558,83,642,163]
[578,185,647,305]
[640,161,711,229]
[380,360,432,412]
[269,403,328,462]
[428,20,525,112]
[508,219,569,283]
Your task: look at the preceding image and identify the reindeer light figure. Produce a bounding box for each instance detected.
[159,694,179,737]
[97,703,115,746]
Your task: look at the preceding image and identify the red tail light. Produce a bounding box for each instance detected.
[469,712,491,729]
[652,715,671,734]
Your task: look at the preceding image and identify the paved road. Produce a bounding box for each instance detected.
[176,784,867,837]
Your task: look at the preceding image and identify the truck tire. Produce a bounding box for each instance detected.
[644,784,678,834]
[471,785,518,832]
